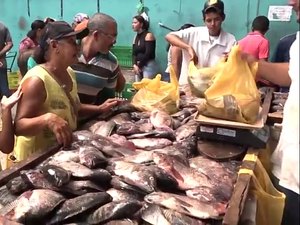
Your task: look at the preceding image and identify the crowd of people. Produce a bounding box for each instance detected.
[0,0,299,224]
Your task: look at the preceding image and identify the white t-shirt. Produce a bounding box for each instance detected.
[170,26,236,85]
[271,31,299,194]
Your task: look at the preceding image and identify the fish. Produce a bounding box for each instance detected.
[48,192,112,225]
[73,130,98,141]
[135,120,154,133]
[61,180,105,195]
[175,135,197,158]
[141,204,171,225]
[102,219,139,225]
[111,161,157,193]
[130,138,172,150]
[145,192,226,220]
[20,169,60,191]
[48,161,111,183]
[40,164,71,187]
[86,200,142,224]
[93,121,116,137]
[150,109,174,129]
[150,165,178,190]
[109,113,132,125]
[50,150,80,163]
[186,183,233,203]
[6,176,30,195]
[162,208,207,225]
[97,102,138,120]
[83,120,106,133]
[175,119,199,142]
[152,152,212,190]
[108,134,136,151]
[171,107,197,122]
[130,111,150,121]
[110,176,148,196]
[79,146,107,169]
[0,186,18,209]
[126,129,176,141]
[116,122,144,135]
[120,150,154,164]
[5,189,65,223]
[106,188,143,202]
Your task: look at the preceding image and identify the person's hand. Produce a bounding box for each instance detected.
[98,98,123,113]
[45,113,73,147]
[187,46,198,65]
[1,87,22,110]
[133,64,141,75]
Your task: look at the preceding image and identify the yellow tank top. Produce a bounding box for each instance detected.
[14,66,80,161]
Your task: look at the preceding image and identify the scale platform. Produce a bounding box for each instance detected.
[196,124,269,149]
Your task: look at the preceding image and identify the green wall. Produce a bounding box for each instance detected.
[0,0,298,72]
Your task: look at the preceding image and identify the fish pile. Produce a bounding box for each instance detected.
[0,94,241,225]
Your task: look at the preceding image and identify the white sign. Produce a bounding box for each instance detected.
[268,5,293,21]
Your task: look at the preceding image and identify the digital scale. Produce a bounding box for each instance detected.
[196,124,270,149]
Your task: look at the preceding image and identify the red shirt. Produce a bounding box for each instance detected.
[238,31,270,60]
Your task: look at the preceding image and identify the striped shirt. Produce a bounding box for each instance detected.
[72,51,121,104]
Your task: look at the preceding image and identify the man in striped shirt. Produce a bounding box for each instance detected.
[72,13,125,104]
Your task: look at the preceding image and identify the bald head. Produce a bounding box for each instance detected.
[88,13,116,32]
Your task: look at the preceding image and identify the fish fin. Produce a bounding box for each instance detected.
[170,167,184,182]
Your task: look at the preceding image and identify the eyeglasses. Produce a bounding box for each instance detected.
[100,30,118,40]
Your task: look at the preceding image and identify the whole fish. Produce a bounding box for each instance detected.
[152,152,212,190]
[162,208,207,225]
[145,192,226,220]
[79,146,107,169]
[175,119,199,142]
[0,215,22,225]
[111,161,157,193]
[48,161,111,183]
[130,111,150,121]
[73,130,99,141]
[97,102,138,120]
[130,138,172,150]
[86,200,142,224]
[106,188,143,202]
[93,121,116,137]
[141,204,171,225]
[109,113,132,125]
[5,189,65,223]
[83,120,106,133]
[150,109,174,129]
[48,192,112,225]
[50,150,80,163]
[6,176,30,195]
[61,180,105,195]
[116,122,144,136]
[171,107,197,122]
[126,129,176,141]
[135,119,154,133]
[108,134,136,151]
[110,176,148,196]
[40,164,71,187]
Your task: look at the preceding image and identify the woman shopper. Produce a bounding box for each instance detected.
[132,15,160,81]
[14,21,120,161]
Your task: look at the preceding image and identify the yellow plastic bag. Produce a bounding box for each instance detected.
[187,59,224,97]
[250,159,285,225]
[200,45,260,124]
[131,66,179,114]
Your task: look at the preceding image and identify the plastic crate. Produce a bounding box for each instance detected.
[111,46,133,68]
[122,83,136,100]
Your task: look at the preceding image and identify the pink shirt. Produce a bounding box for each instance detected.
[238,31,270,60]
[19,37,36,52]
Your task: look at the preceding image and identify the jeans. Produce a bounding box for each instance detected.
[142,60,160,79]
[0,68,10,97]
[271,174,300,225]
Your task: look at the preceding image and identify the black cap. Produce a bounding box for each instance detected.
[43,21,81,40]
[203,0,224,14]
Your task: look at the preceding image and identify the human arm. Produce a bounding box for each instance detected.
[0,26,13,58]
[0,88,22,153]
[170,46,183,79]
[78,98,121,117]
[14,77,73,146]
[115,67,126,92]
[165,32,198,64]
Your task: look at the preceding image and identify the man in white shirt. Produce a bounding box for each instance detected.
[165,0,236,85]
[244,1,299,224]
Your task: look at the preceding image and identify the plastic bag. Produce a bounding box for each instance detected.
[200,45,260,124]
[250,159,285,225]
[187,59,224,97]
[131,66,179,114]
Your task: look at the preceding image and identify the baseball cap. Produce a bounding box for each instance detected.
[74,19,89,39]
[43,21,83,40]
[203,0,224,14]
[73,13,89,23]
